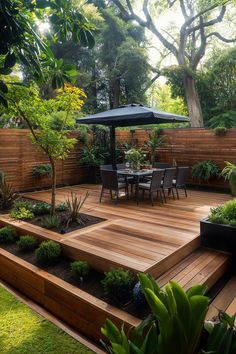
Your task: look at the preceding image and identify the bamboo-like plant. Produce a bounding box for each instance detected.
[221,161,236,196]
[65,191,89,227]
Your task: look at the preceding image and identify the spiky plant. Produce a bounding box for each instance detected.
[65,191,89,227]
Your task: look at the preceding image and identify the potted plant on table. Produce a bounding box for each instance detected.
[125,148,146,170]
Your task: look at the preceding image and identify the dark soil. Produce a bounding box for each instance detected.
[1,242,149,319]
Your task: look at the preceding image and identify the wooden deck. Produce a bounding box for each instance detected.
[23,185,231,277]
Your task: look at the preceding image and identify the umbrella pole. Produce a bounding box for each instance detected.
[110,126,116,170]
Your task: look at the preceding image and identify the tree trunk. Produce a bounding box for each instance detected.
[50,159,56,216]
[183,72,203,127]
[112,77,120,108]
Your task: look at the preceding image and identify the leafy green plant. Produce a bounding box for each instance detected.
[70,260,90,282]
[14,200,32,211]
[125,148,146,170]
[102,273,209,354]
[221,162,236,196]
[42,214,61,229]
[10,207,34,220]
[65,192,89,227]
[0,226,16,243]
[101,268,136,304]
[145,128,165,165]
[213,126,227,136]
[208,199,236,226]
[31,202,51,216]
[208,111,236,129]
[202,312,236,353]
[35,241,61,266]
[32,164,52,178]
[17,235,38,252]
[0,177,18,210]
[192,160,220,182]
[55,202,69,212]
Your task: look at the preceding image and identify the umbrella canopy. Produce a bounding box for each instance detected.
[76,104,189,169]
[76,103,189,127]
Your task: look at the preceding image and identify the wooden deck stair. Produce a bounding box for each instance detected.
[207,274,236,320]
[155,247,231,291]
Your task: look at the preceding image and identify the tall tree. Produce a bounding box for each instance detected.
[112,0,236,127]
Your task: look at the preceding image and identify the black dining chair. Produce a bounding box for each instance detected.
[99,169,128,203]
[173,167,189,199]
[162,167,177,202]
[138,169,165,206]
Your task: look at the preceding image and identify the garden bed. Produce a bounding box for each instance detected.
[201,218,236,253]
[0,246,141,344]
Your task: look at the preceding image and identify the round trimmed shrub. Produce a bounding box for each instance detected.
[0,226,16,243]
[35,241,61,266]
[101,268,136,304]
[70,260,90,282]
[17,235,38,252]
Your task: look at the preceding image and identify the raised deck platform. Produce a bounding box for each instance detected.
[19,184,230,277]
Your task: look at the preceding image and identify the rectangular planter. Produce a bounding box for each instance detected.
[0,248,140,344]
[200,218,236,253]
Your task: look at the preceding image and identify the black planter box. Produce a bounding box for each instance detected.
[200,218,236,253]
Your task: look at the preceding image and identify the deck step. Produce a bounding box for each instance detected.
[155,247,231,291]
[207,274,236,320]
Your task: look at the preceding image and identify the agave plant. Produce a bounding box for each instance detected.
[101,273,209,354]
[221,162,236,196]
[65,191,89,227]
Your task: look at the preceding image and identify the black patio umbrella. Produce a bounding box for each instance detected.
[76,104,189,169]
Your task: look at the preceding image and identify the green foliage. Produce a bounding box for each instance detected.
[13,200,32,211]
[10,207,34,220]
[65,192,89,226]
[102,273,209,354]
[31,202,51,216]
[145,128,166,165]
[70,260,90,281]
[101,268,136,304]
[202,312,236,354]
[0,226,16,243]
[213,126,228,136]
[17,235,38,252]
[0,178,18,210]
[208,199,236,226]
[55,202,69,212]
[32,164,52,178]
[192,160,220,182]
[35,241,61,266]
[221,162,236,195]
[208,111,236,129]
[42,214,61,229]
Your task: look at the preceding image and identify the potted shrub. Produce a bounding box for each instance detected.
[221,161,236,196]
[200,199,236,253]
[125,148,146,170]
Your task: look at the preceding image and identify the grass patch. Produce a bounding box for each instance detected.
[0,286,93,354]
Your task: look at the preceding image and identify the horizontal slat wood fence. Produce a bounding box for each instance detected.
[0,128,236,191]
[0,129,89,191]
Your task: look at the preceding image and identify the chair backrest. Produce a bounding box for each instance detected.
[100,169,118,190]
[163,167,176,189]
[153,162,173,169]
[176,167,189,187]
[150,169,165,191]
[116,163,126,170]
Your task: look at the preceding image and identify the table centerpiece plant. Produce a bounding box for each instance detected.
[125,148,146,170]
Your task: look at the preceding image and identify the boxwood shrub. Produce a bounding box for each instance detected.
[0,226,16,243]
[17,235,38,252]
[35,241,61,266]
[70,260,90,282]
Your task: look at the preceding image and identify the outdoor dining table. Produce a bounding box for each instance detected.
[117,169,157,204]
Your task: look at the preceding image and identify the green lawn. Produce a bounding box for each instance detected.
[0,286,94,354]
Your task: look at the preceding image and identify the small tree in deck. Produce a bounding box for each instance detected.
[7,84,86,214]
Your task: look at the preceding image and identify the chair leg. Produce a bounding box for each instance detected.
[162,189,167,203]
[159,190,164,204]
[175,187,180,200]
[110,189,113,199]
[99,187,104,203]
[126,186,129,200]
[142,189,145,200]
[151,192,154,206]
[184,186,188,197]
[171,188,175,200]
[115,191,119,204]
